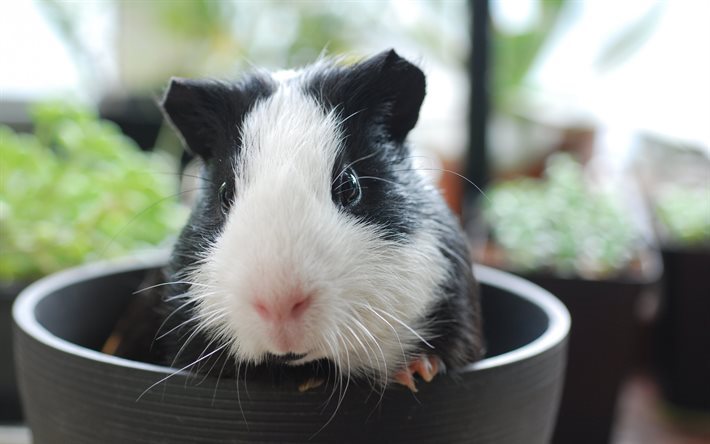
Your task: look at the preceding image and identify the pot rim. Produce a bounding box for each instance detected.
[13,250,570,375]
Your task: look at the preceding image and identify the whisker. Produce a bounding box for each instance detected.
[360,303,407,365]
[340,335,352,412]
[393,166,490,202]
[357,176,400,188]
[195,344,229,386]
[351,318,388,405]
[162,291,214,303]
[340,329,374,390]
[343,324,377,390]
[339,108,365,125]
[235,359,249,430]
[99,187,202,258]
[319,335,341,414]
[133,280,216,295]
[242,361,251,401]
[331,151,376,186]
[370,307,434,349]
[187,334,225,381]
[312,332,351,439]
[152,296,198,341]
[156,291,215,325]
[136,343,228,401]
[155,306,224,342]
[169,313,225,369]
[211,351,230,407]
[134,170,215,185]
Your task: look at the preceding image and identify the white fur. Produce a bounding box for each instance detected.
[187,77,448,385]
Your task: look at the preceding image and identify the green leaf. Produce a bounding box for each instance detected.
[0,102,187,282]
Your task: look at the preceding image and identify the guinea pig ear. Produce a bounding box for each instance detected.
[350,49,426,143]
[160,77,239,159]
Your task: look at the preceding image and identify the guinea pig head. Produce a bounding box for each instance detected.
[161,50,452,383]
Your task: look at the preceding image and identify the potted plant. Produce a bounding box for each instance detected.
[631,136,710,415]
[652,184,710,413]
[0,103,186,423]
[478,154,662,444]
[13,254,569,444]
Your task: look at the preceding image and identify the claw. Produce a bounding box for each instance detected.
[394,369,419,392]
[394,355,443,392]
[411,355,439,382]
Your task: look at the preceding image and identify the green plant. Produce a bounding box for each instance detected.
[492,0,567,111]
[484,154,640,279]
[0,103,187,282]
[38,0,359,92]
[492,0,663,112]
[655,185,710,247]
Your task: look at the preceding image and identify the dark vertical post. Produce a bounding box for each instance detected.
[464,0,490,224]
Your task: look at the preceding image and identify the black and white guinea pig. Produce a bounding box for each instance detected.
[154,49,484,390]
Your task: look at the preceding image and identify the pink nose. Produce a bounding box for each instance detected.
[253,293,312,322]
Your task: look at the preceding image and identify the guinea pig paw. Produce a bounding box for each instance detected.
[394,355,443,392]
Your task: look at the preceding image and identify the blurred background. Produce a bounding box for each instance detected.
[1,1,709,443]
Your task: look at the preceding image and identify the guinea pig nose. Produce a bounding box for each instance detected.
[253,293,312,322]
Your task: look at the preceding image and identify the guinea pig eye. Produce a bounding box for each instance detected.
[333,167,362,208]
[218,182,234,214]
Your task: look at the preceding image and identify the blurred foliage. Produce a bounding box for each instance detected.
[147,0,355,68]
[654,185,710,247]
[484,154,640,279]
[38,0,467,92]
[0,104,187,282]
[156,0,234,38]
[492,0,663,112]
[492,0,567,111]
[36,0,356,92]
[594,1,663,71]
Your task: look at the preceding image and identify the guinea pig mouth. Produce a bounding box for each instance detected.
[263,352,308,364]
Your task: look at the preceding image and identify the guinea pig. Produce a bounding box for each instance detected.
[151,49,484,391]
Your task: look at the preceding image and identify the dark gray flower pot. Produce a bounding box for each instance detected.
[1,281,26,423]
[656,247,710,412]
[517,251,663,444]
[13,256,569,444]
[525,269,661,444]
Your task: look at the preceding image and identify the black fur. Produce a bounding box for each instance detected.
[293,50,427,241]
[152,74,277,370]
[299,50,484,366]
[424,219,486,368]
[124,50,483,380]
[162,74,276,278]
